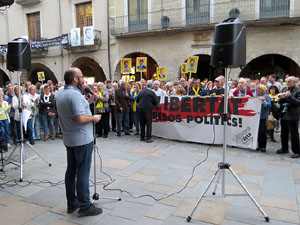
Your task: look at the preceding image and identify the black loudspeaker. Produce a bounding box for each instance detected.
[211,18,246,68]
[0,0,14,7]
[7,38,31,72]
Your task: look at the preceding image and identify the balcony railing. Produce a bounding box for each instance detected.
[63,29,102,53]
[111,0,300,36]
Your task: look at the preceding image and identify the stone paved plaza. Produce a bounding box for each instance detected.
[0,133,300,225]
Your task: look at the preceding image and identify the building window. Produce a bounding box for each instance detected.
[27,12,41,40]
[128,0,148,32]
[186,0,210,25]
[76,1,93,28]
[260,0,290,19]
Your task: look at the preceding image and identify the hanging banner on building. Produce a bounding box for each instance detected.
[83,26,94,45]
[71,28,81,46]
[157,67,166,80]
[37,72,45,81]
[187,56,199,73]
[121,58,132,74]
[136,57,147,72]
[0,45,7,54]
[30,34,69,49]
[152,96,261,150]
[181,63,187,73]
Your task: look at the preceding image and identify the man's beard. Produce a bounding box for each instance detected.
[77,81,83,92]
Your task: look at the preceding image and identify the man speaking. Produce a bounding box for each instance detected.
[56,68,102,216]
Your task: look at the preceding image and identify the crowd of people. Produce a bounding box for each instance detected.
[0,73,300,157]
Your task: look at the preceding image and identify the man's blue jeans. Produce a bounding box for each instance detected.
[65,141,93,209]
[0,119,10,144]
[117,112,129,133]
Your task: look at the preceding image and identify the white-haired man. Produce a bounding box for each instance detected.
[152,80,166,96]
[233,78,253,97]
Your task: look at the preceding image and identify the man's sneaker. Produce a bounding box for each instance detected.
[78,204,103,217]
[7,143,12,149]
[67,204,79,213]
[276,149,289,154]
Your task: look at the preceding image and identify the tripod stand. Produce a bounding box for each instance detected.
[91,100,121,203]
[0,71,51,181]
[186,68,270,223]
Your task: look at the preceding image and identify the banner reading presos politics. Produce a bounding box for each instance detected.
[152,96,261,150]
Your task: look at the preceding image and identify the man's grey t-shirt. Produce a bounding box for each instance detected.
[56,85,93,147]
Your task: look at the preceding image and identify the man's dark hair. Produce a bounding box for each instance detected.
[270,74,277,80]
[64,68,78,85]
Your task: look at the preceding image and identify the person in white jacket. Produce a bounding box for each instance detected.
[12,85,35,145]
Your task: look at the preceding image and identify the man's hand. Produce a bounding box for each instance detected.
[120,107,124,112]
[93,115,101,123]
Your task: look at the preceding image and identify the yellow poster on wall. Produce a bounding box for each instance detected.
[156,67,166,80]
[37,72,45,81]
[187,56,199,73]
[121,58,132,74]
[181,63,187,73]
[136,57,147,72]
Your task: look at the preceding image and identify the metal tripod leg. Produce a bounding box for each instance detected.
[186,168,220,222]
[25,142,52,167]
[212,170,222,195]
[228,167,270,222]
[1,144,19,170]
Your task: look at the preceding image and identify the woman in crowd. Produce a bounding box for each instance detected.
[131,82,141,135]
[95,82,109,138]
[39,84,56,141]
[0,91,11,148]
[28,85,40,141]
[22,89,35,145]
[176,85,186,96]
[268,85,280,141]
[12,85,22,143]
[256,85,271,152]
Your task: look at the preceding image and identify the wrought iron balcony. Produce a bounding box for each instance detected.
[111,0,300,36]
[63,29,102,53]
[15,0,42,6]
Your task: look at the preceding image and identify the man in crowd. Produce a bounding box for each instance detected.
[152,80,166,96]
[233,78,253,97]
[268,74,281,90]
[276,76,300,158]
[115,80,131,136]
[189,79,203,96]
[210,77,224,96]
[56,67,102,216]
[136,80,158,143]
[250,82,257,97]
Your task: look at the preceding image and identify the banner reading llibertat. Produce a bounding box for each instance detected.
[152,96,261,150]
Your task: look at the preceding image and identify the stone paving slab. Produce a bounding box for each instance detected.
[0,134,300,225]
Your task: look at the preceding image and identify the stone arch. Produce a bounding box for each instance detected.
[0,68,10,88]
[113,51,159,80]
[240,54,300,79]
[71,57,106,83]
[26,63,58,84]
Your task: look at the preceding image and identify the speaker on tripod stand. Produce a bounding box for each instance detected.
[2,38,51,181]
[187,18,270,223]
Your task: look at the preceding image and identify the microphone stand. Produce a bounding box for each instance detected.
[91,95,121,203]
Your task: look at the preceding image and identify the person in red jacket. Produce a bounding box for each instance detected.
[233,78,253,97]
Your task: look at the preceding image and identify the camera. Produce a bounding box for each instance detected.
[281,103,289,114]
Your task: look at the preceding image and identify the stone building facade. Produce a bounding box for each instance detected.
[109,0,300,81]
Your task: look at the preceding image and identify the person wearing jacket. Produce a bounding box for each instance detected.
[256,85,271,152]
[276,76,300,158]
[115,80,131,136]
[130,82,141,135]
[39,84,56,141]
[136,80,158,143]
[95,82,109,138]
